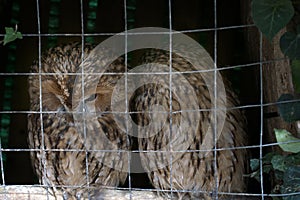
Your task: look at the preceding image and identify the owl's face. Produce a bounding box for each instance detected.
[30,56,115,114]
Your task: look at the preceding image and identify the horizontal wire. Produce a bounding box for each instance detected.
[1,98,298,115]
[3,139,300,153]
[0,57,288,76]
[0,23,255,37]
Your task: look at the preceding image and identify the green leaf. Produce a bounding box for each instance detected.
[252,0,294,41]
[274,129,300,153]
[262,163,273,174]
[250,158,260,171]
[280,25,300,60]
[16,32,22,39]
[249,158,263,182]
[281,166,300,200]
[283,153,300,169]
[263,152,276,164]
[5,27,14,34]
[291,60,300,94]
[277,94,300,122]
[274,169,284,181]
[271,154,286,171]
[3,27,23,45]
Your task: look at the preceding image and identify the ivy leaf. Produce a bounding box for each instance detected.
[249,153,276,182]
[271,154,286,171]
[263,152,276,164]
[3,27,23,45]
[271,153,300,172]
[277,94,300,123]
[281,166,300,200]
[280,25,300,60]
[274,129,300,153]
[250,158,260,171]
[252,0,294,41]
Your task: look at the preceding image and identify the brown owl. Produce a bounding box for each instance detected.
[130,48,248,199]
[28,43,130,199]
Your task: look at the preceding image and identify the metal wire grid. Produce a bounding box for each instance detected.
[0,0,296,199]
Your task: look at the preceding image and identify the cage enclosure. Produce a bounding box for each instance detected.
[0,0,298,199]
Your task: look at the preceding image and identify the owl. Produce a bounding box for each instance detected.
[130,48,248,199]
[28,43,130,199]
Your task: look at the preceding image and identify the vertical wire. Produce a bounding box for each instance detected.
[213,0,219,199]
[168,0,173,198]
[259,32,265,200]
[0,139,4,185]
[36,0,50,198]
[123,0,132,199]
[0,139,7,199]
[80,0,90,197]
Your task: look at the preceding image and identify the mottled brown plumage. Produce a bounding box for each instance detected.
[28,43,129,199]
[130,49,248,199]
[28,42,247,199]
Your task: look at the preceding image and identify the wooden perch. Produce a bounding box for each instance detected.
[0,185,163,200]
[0,185,270,200]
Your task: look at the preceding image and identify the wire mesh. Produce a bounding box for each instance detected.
[0,0,299,199]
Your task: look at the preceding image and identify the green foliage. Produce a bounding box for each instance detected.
[281,166,300,200]
[277,94,300,123]
[250,130,300,198]
[272,129,300,199]
[251,0,294,41]
[2,26,22,45]
[252,0,299,102]
[271,153,300,172]
[274,129,300,153]
[280,25,300,60]
[249,152,276,182]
